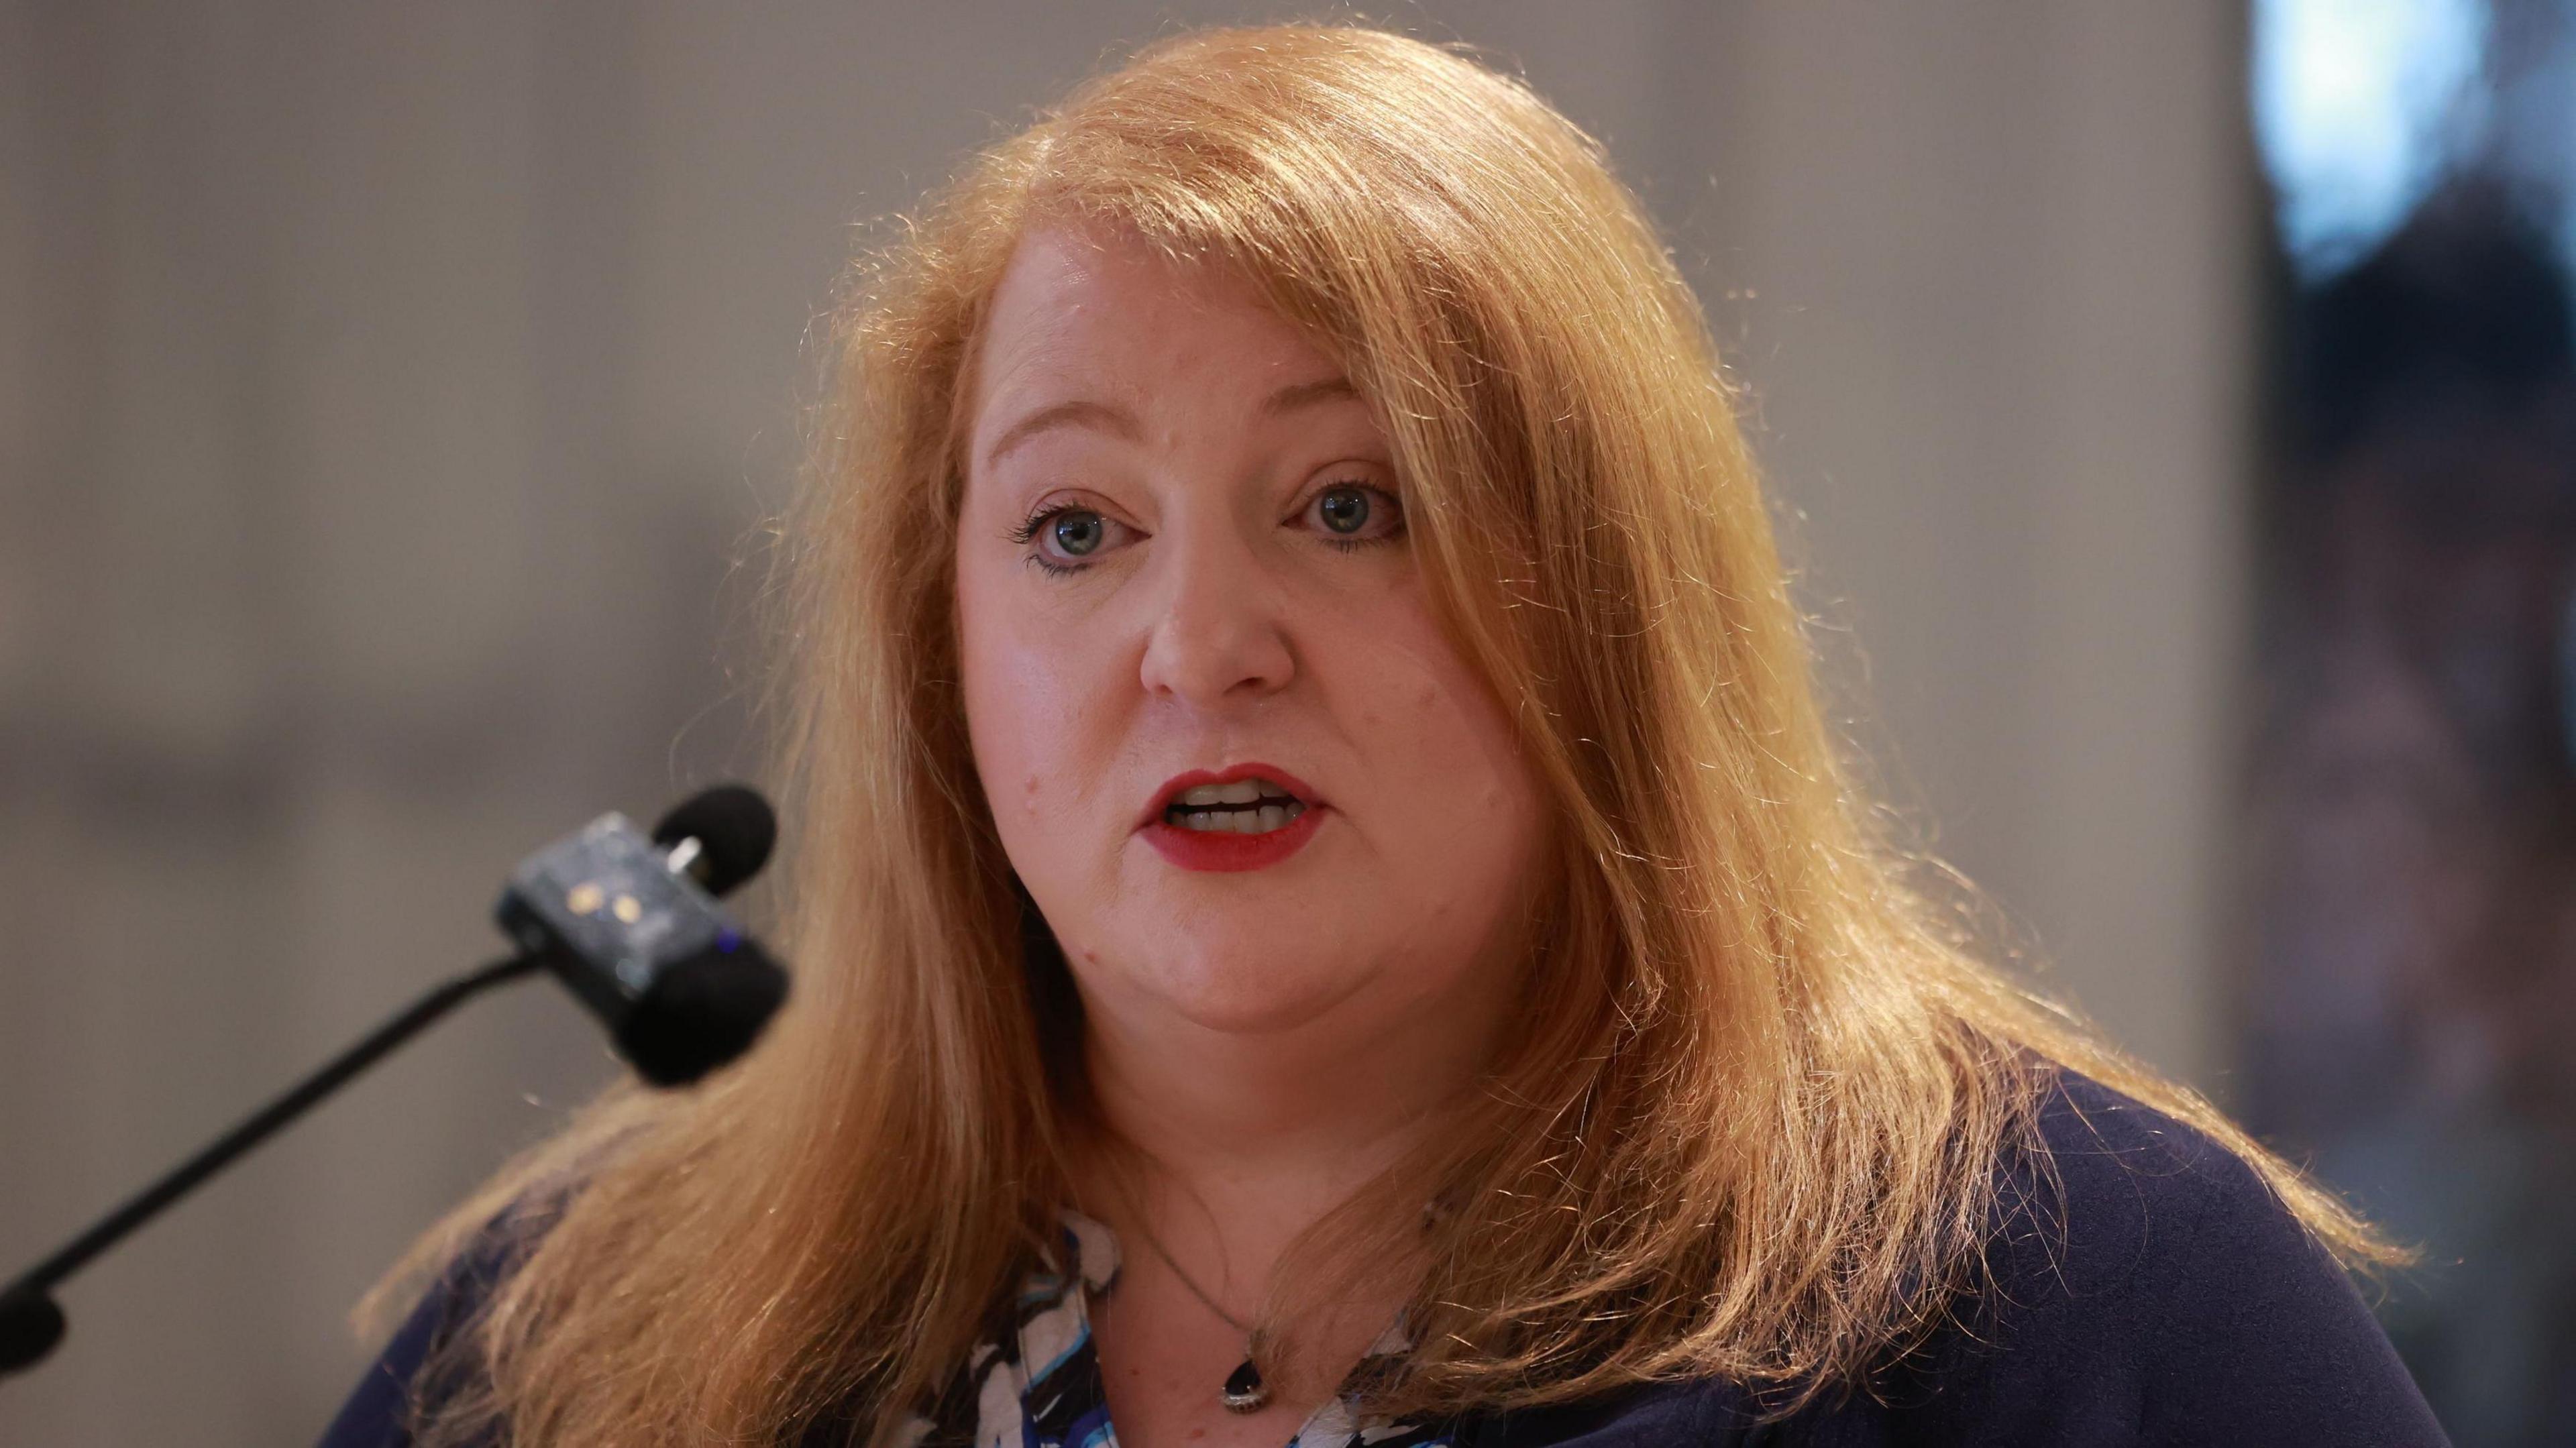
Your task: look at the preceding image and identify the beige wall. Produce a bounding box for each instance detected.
[0,3,2252,1441]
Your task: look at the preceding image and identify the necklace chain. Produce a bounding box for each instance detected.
[1085,1182,1440,1419]
[1104,1193,1273,1414]
[1128,1213,1254,1338]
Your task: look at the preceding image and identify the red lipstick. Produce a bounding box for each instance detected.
[1139,762,1326,873]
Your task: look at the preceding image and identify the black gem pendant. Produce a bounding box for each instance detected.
[1221,1356,1270,1414]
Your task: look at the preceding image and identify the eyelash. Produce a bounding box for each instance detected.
[1004,480,1405,578]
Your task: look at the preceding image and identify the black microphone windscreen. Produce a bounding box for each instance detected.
[616,936,789,1087]
[652,785,776,898]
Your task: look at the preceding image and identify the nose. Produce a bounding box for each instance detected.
[1137,512,1295,708]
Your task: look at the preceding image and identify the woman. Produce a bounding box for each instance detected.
[323,23,2445,1448]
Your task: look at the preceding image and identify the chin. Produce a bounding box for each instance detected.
[1135,946,1374,1038]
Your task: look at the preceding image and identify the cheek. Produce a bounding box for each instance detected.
[957,564,1102,846]
[1340,614,1546,895]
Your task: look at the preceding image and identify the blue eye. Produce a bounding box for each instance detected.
[1050,511,1107,555]
[1307,481,1405,551]
[1007,503,1130,576]
[1318,487,1371,534]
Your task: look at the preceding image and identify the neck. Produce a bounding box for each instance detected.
[1069,964,1514,1301]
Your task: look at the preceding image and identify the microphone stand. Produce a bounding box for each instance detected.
[0,952,542,1377]
[0,783,786,1382]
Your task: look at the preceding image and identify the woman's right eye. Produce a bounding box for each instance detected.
[1044,510,1109,557]
[1007,504,1134,575]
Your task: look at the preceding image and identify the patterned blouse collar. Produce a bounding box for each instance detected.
[893,1209,1449,1448]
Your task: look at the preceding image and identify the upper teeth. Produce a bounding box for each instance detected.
[1173,778,1291,807]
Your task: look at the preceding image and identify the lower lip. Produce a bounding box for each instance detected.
[1140,804,1326,872]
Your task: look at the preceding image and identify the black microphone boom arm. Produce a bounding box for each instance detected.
[0,785,788,1381]
[0,952,541,1376]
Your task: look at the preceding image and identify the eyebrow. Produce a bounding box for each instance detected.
[980,399,1140,471]
[979,375,1360,471]
[1259,375,1359,414]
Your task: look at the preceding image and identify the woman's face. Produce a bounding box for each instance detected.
[955,225,1550,1054]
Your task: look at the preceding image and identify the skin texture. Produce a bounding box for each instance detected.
[953,225,1553,1446]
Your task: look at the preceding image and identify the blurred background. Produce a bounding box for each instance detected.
[0,1,2565,1442]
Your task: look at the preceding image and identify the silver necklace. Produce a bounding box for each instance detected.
[1125,1215,1271,1414]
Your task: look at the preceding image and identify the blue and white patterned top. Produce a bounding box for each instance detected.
[889,1211,1452,1448]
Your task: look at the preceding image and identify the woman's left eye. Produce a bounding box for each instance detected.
[1303,480,1405,550]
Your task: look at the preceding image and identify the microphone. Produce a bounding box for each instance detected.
[653,782,776,896]
[0,786,791,1378]
[496,787,788,1088]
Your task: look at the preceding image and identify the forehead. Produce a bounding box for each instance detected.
[968,226,1336,425]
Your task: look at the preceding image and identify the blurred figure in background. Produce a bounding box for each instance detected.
[2249,3,2576,1439]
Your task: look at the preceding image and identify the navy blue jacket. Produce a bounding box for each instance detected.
[317,1070,2449,1445]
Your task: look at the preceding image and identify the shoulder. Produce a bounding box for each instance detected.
[1846,1064,2447,1445]
[1469,1066,2449,1448]
[313,1203,549,1448]
[2000,1066,2302,1304]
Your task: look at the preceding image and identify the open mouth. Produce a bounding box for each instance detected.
[1163,777,1310,834]
[1141,765,1326,871]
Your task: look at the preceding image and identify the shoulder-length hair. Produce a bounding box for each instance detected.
[376,22,2400,1446]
